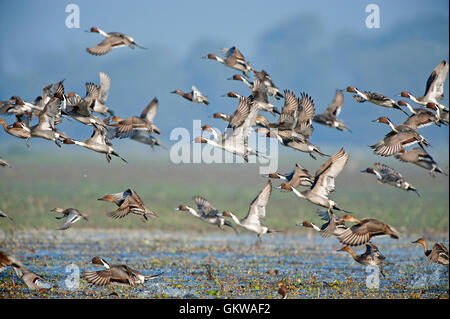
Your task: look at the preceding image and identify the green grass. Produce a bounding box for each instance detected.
[0,149,448,235]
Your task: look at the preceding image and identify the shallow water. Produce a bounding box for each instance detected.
[0,229,448,299]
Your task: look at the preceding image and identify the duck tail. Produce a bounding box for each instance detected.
[145,272,163,280]
[224,220,239,234]
[333,204,353,215]
[112,151,128,163]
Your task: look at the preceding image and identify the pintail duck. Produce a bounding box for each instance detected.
[279,148,351,214]
[264,90,315,137]
[400,60,449,111]
[264,163,313,188]
[212,112,268,129]
[51,207,89,230]
[171,86,210,106]
[33,80,65,112]
[128,130,164,150]
[91,72,115,116]
[0,251,47,290]
[346,86,408,116]
[84,256,162,286]
[65,85,107,127]
[252,70,284,100]
[221,180,275,244]
[0,158,12,168]
[98,188,158,222]
[175,197,237,232]
[29,81,68,147]
[203,46,253,76]
[223,87,280,116]
[412,238,449,266]
[86,27,147,56]
[0,210,13,220]
[108,97,163,149]
[313,90,351,132]
[336,215,400,246]
[0,118,31,146]
[249,79,280,115]
[297,210,348,238]
[63,122,127,163]
[195,96,267,162]
[260,127,328,160]
[425,102,448,125]
[228,73,283,101]
[0,96,36,120]
[370,117,430,157]
[397,100,440,129]
[361,163,420,196]
[212,112,232,122]
[109,109,161,138]
[228,74,253,89]
[395,146,447,177]
[258,91,326,159]
[338,243,387,275]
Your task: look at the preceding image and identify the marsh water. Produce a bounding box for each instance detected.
[0,229,448,299]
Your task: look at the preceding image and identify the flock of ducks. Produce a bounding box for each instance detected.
[0,28,449,293]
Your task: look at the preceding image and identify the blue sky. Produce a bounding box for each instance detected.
[0,1,448,156]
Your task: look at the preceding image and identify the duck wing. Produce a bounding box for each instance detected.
[193,196,220,218]
[87,36,125,56]
[311,148,349,197]
[242,180,272,225]
[424,61,448,101]
[98,72,111,104]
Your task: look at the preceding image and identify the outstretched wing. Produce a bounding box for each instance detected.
[311,148,349,197]
[193,196,219,217]
[243,180,272,225]
[326,90,344,117]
